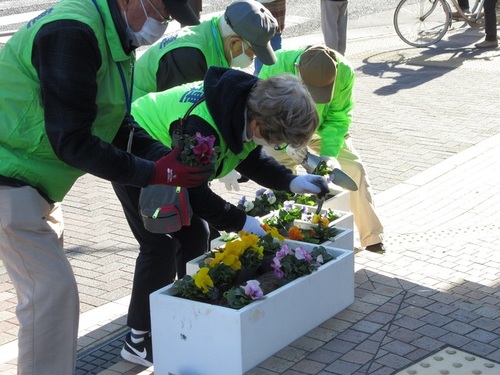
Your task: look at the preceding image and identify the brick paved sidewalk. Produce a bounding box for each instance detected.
[1,11,500,375]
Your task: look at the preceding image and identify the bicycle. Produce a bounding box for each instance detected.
[393,0,488,47]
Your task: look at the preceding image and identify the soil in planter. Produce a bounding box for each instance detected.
[173,269,291,309]
[255,271,290,294]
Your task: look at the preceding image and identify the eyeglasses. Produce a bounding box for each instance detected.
[273,143,289,151]
[144,0,172,24]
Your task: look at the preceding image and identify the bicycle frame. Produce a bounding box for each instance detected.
[447,0,486,25]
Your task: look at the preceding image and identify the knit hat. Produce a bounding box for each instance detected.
[162,0,200,26]
[298,45,338,104]
[224,0,278,65]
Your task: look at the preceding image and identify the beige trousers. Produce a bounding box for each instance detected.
[265,136,384,247]
[0,186,79,375]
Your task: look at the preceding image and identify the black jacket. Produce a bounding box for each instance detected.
[185,67,296,232]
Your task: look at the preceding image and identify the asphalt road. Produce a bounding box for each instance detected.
[0,0,404,35]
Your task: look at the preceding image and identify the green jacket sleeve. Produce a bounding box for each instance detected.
[317,61,355,158]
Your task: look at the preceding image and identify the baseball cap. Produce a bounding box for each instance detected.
[224,0,278,65]
[298,45,338,104]
[162,0,200,26]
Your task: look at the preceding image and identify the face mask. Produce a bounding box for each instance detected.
[230,41,254,68]
[124,0,168,47]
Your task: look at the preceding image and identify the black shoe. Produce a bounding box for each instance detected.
[121,331,153,367]
[365,243,386,254]
[475,40,498,48]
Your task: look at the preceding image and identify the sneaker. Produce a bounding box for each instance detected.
[475,40,498,48]
[120,331,153,367]
[365,243,386,254]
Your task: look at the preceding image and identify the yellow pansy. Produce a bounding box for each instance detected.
[193,268,213,293]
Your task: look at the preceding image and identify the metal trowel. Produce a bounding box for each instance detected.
[301,152,358,192]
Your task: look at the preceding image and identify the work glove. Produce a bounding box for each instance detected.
[285,145,308,164]
[242,215,266,236]
[218,170,241,191]
[290,175,330,199]
[150,148,214,188]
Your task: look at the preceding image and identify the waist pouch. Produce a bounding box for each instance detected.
[139,185,192,233]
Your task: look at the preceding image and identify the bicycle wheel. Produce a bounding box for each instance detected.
[394,0,451,47]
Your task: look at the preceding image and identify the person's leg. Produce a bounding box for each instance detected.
[475,0,498,47]
[173,215,210,278]
[330,140,385,248]
[484,0,498,40]
[321,0,342,51]
[337,1,349,55]
[112,182,177,331]
[303,136,384,249]
[0,186,79,375]
[458,0,470,11]
[112,182,179,366]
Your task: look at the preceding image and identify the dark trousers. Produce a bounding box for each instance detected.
[458,0,470,11]
[112,182,210,331]
[484,0,498,40]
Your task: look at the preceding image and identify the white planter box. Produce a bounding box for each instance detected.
[292,204,353,231]
[186,228,353,275]
[150,242,355,375]
[323,190,350,212]
[324,227,353,250]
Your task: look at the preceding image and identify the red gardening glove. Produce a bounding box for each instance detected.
[150,148,214,188]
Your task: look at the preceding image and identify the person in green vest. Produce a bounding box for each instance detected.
[258,45,386,254]
[0,1,210,374]
[132,0,278,100]
[115,66,329,367]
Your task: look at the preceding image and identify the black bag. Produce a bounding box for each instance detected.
[138,96,206,234]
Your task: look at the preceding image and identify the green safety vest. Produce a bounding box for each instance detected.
[131,82,255,179]
[0,0,133,202]
[133,16,229,100]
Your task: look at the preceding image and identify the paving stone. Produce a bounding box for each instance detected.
[419,312,453,327]
[415,324,449,339]
[322,339,357,354]
[290,359,326,374]
[442,321,476,335]
[388,327,423,343]
[350,321,384,335]
[375,352,412,370]
[306,349,342,364]
[439,332,473,347]
[382,340,416,356]
[393,316,427,331]
[466,328,499,344]
[323,359,362,375]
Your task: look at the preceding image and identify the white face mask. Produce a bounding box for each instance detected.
[230,41,254,68]
[124,0,168,47]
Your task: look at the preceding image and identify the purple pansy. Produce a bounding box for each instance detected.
[243,280,264,300]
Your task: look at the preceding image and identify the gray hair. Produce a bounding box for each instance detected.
[247,74,319,148]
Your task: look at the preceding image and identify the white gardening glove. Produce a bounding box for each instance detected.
[285,145,308,164]
[242,215,266,236]
[218,170,241,191]
[290,175,329,198]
